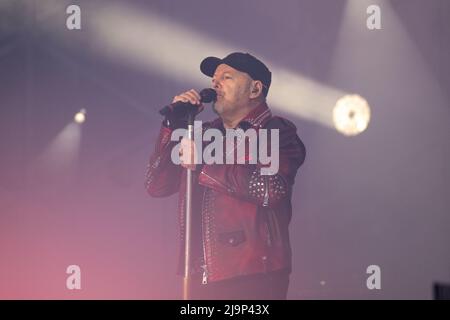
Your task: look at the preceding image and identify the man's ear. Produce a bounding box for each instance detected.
[249,80,263,99]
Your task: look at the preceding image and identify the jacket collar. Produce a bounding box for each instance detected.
[239,101,272,129]
[210,101,272,131]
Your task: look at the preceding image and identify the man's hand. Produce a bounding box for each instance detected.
[179,137,198,171]
[173,89,202,170]
[172,89,204,114]
[164,89,205,129]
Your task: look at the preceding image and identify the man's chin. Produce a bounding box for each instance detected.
[212,101,221,115]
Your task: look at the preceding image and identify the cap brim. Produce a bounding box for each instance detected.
[200,56,222,77]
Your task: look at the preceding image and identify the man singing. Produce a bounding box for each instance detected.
[145,52,306,299]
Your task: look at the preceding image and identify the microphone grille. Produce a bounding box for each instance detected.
[200,88,217,103]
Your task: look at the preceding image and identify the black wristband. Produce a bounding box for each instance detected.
[162,117,188,129]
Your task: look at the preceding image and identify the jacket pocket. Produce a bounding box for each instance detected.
[218,230,246,247]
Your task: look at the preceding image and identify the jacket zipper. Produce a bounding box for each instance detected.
[262,175,272,246]
[201,264,208,284]
[262,175,269,207]
[201,188,209,284]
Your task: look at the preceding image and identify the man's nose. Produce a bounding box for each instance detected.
[212,78,221,89]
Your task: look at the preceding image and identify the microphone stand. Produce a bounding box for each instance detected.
[163,90,215,300]
[183,109,196,300]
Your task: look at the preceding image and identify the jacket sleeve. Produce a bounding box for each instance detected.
[197,117,306,208]
[145,123,183,197]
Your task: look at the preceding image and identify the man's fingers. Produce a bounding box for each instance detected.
[180,138,197,165]
[172,89,201,105]
[183,91,201,104]
[189,89,201,101]
[180,163,197,171]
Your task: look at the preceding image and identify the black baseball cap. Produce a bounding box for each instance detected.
[200,52,272,97]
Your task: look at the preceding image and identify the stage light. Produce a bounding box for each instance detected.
[86,2,346,128]
[34,1,350,129]
[333,94,371,136]
[74,108,86,124]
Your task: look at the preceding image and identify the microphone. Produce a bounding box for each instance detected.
[159,88,217,116]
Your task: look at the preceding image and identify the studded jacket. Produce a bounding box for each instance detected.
[145,102,306,283]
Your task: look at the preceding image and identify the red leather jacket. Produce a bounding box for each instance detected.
[145,102,306,283]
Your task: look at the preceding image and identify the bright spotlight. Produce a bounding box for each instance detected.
[333,95,371,136]
[74,108,86,124]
